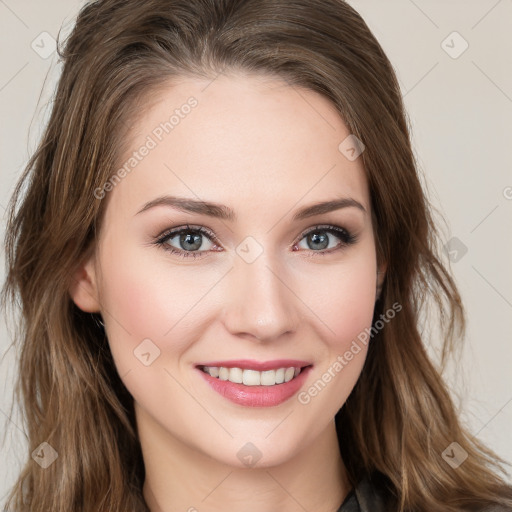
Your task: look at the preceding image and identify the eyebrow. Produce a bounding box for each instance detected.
[135,195,367,221]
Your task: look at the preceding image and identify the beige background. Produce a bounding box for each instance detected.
[1,0,511,505]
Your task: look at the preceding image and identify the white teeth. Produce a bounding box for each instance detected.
[202,366,303,386]
[275,368,285,384]
[243,369,261,386]
[284,367,295,382]
[229,367,243,384]
[260,370,274,386]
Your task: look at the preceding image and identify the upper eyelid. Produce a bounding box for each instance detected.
[157,224,217,240]
[295,224,352,244]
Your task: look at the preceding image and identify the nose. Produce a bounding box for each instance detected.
[221,251,301,342]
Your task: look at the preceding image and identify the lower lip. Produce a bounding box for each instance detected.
[196,366,313,407]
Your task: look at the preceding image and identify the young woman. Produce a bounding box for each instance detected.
[2,1,512,511]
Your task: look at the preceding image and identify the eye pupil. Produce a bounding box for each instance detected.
[180,232,202,251]
[308,232,329,250]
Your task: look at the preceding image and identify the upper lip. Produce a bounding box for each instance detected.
[196,359,313,371]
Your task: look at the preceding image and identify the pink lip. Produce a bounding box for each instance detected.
[196,364,313,407]
[196,359,311,371]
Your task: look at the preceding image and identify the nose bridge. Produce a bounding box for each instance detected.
[222,245,300,341]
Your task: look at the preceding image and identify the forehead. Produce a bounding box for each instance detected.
[106,72,370,219]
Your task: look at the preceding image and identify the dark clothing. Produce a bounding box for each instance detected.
[337,474,512,512]
[337,474,387,512]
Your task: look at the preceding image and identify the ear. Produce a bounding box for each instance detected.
[376,261,387,301]
[68,250,101,313]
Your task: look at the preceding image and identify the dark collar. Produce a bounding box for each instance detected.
[338,474,388,512]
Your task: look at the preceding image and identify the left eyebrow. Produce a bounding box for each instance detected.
[135,195,367,220]
[292,197,367,220]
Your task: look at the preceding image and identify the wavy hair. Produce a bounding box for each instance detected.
[2,0,512,510]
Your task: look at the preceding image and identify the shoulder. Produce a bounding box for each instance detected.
[352,472,390,512]
[351,472,512,512]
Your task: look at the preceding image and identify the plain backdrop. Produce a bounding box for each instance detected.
[1,0,511,506]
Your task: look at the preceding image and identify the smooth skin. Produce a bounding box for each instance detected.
[70,72,387,512]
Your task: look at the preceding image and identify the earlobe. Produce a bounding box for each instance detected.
[68,252,101,313]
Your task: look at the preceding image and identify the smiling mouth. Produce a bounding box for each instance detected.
[198,365,311,387]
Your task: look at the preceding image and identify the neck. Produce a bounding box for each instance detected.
[137,403,351,512]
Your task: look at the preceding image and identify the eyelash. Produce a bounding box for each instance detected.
[153,224,358,260]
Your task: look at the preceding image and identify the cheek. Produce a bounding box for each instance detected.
[295,261,376,414]
[94,237,168,370]
[300,256,377,352]
[96,240,219,371]
[334,274,376,349]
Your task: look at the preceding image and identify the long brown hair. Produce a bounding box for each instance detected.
[2,1,512,510]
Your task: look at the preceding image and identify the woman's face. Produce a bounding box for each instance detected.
[73,72,383,468]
